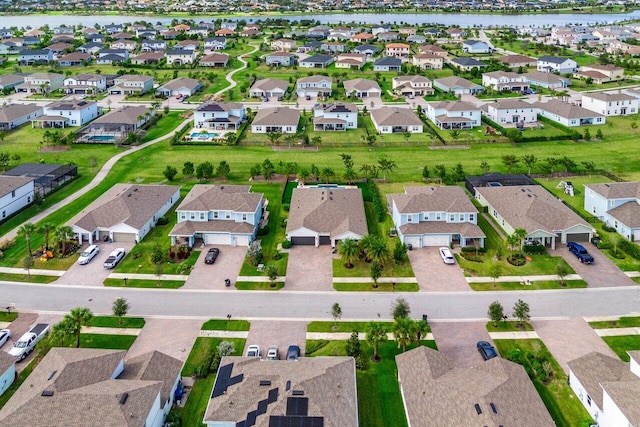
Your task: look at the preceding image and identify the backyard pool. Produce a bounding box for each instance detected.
[87,135,116,142]
[190,132,220,139]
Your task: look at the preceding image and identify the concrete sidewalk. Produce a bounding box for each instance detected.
[467,274,582,283]
[489,331,539,339]
[594,327,640,337]
[626,271,640,278]
[81,326,141,336]
[236,276,286,282]
[0,267,64,276]
[108,272,189,281]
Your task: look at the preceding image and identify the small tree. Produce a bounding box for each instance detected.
[489,263,502,285]
[366,322,387,362]
[196,161,214,179]
[331,302,342,329]
[338,238,359,268]
[163,165,178,181]
[480,161,491,174]
[266,264,279,286]
[501,154,520,173]
[391,297,411,320]
[151,243,164,279]
[513,299,530,328]
[23,255,34,278]
[346,330,361,358]
[556,261,571,287]
[112,297,130,325]
[596,129,603,140]
[182,161,195,176]
[488,301,505,327]
[413,319,429,343]
[393,241,408,264]
[393,317,413,352]
[216,160,231,181]
[370,260,383,288]
[17,222,37,257]
[217,340,236,357]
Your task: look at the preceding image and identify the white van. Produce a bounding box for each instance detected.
[439,247,455,264]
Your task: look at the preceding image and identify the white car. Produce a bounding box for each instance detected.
[439,247,455,264]
[246,345,260,358]
[77,244,99,265]
[103,248,126,269]
[266,345,279,360]
[0,329,10,348]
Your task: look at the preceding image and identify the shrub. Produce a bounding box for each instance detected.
[619,239,640,260]
[608,249,626,259]
[459,252,483,262]
[602,224,616,233]
[256,225,270,237]
[0,250,3,260]
[507,253,526,266]
[461,246,485,254]
[282,203,290,212]
[0,239,15,251]
[281,239,292,249]
[523,244,547,255]
[156,216,169,226]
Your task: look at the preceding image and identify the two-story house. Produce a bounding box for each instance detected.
[482,99,538,126]
[584,181,640,241]
[462,40,492,54]
[537,55,578,74]
[313,103,358,131]
[169,185,264,247]
[581,92,638,116]
[0,176,35,222]
[193,101,245,130]
[265,51,297,67]
[392,75,433,97]
[535,99,605,127]
[96,49,129,64]
[271,39,296,51]
[140,39,167,52]
[39,99,100,127]
[204,37,227,51]
[109,75,154,95]
[63,73,107,95]
[412,54,443,70]
[482,71,529,92]
[574,64,624,84]
[165,48,196,65]
[388,186,485,248]
[15,73,64,94]
[425,101,481,130]
[18,49,52,65]
[385,43,410,58]
[296,76,333,98]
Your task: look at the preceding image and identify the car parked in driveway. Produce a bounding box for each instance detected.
[286,345,300,361]
[77,244,99,265]
[477,341,498,361]
[0,328,10,348]
[204,248,220,264]
[267,345,279,360]
[246,345,260,358]
[439,247,455,264]
[103,248,126,269]
[567,242,594,264]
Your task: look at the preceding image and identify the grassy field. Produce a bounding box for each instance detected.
[602,335,640,362]
[234,281,284,290]
[0,312,18,322]
[103,278,185,288]
[201,319,250,331]
[589,316,640,329]
[0,273,58,283]
[334,282,419,291]
[457,252,575,277]
[486,321,534,332]
[78,333,137,350]
[88,316,146,328]
[470,279,588,291]
[307,321,397,333]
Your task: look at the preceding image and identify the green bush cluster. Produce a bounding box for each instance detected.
[256,225,270,237]
[156,216,169,226]
[460,246,486,253]
[367,180,385,222]
[619,239,640,260]
[602,224,617,233]
[281,239,292,249]
[523,244,547,255]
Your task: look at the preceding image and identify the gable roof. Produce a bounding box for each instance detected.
[607,201,640,228]
[450,57,486,67]
[487,99,536,110]
[534,99,603,120]
[176,184,262,213]
[582,92,635,103]
[300,54,333,64]
[434,76,482,89]
[0,103,42,123]
[250,78,289,92]
[390,186,477,213]
[538,55,571,64]
[343,78,381,93]
[523,71,571,85]
[428,101,478,112]
[252,107,300,127]
[91,105,152,126]
[119,351,182,405]
[374,56,401,66]
[287,187,368,238]
[371,107,422,127]
[585,181,640,200]
[158,77,201,91]
[0,175,34,198]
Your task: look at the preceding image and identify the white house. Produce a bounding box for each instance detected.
[169,185,264,247]
[18,49,52,65]
[425,101,481,130]
[39,99,100,127]
[251,107,300,134]
[388,186,485,248]
[193,101,245,130]
[204,37,227,50]
[0,104,43,131]
[156,77,203,98]
[537,55,578,74]
[523,71,572,89]
[462,39,492,53]
[412,54,444,70]
[385,43,410,58]
[370,107,423,134]
[482,71,530,92]
[433,76,484,95]
[584,181,640,241]
[392,75,433,96]
[15,73,64,94]
[535,99,606,127]
[343,78,382,98]
[296,76,332,97]
[249,78,288,99]
[0,352,15,397]
[482,99,538,126]
[165,48,196,65]
[63,73,107,94]
[0,176,34,221]
[109,75,154,95]
[581,92,638,116]
[313,103,358,131]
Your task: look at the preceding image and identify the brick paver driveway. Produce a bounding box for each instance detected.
[408,248,470,292]
[430,321,494,368]
[126,318,202,363]
[184,245,247,289]
[243,320,308,359]
[553,243,635,288]
[57,241,135,287]
[532,318,617,374]
[285,246,333,291]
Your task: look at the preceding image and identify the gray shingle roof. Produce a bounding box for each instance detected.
[434,76,482,89]
[250,78,288,92]
[252,107,300,127]
[391,185,477,213]
[535,99,604,120]
[451,57,486,67]
[523,71,570,85]
[371,107,422,127]
[0,175,33,198]
[0,103,42,123]
[91,105,152,126]
[158,77,201,91]
[607,200,640,228]
[586,181,640,199]
[176,184,262,213]
[582,92,635,102]
[486,99,536,110]
[120,351,183,405]
[374,56,401,66]
[0,351,14,375]
[538,55,570,64]
[343,78,380,93]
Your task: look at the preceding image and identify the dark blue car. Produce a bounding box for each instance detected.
[477,341,498,361]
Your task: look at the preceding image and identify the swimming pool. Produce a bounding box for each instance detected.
[87,135,116,141]
[191,132,219,139]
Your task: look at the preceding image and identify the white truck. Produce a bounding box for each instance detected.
[8,323,50,361]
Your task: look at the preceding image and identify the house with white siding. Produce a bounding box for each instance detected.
[251,107,300,134]
[313,103,358,131]
[15,73,64,94]
[0,352,15,396]
[581,92,638,116]
[535,99,606,127]
[425,101,481,130]
[193,102,244,130]
[482,71,529,92]
[0,104,43,131]
[0,176,35,222]
[39,99,100,127]
[537,55,578,74]
[165,48,196,65]
[63,73,107,94]
[296,76,332,97]
[392,75,433,96]
[584,181,640,242]
[482,99,538,126]
[370,107,423,134]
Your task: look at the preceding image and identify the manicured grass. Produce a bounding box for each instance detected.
[333,282,419,292]
[536,174,613,213]
[0,273,58,283]
[88,316,146,329]
[140,111,186,143]
[239,253,288,277]
[234,281,284,290]
[494,339,593,427]
[469,279,588,291]
[332,258,415,278]
[201,319,250,331]
[103,278,185,288]
[602,335,640,362]
[173,374,214,427]
[589,316,640,329]
[181,337,247,377]
[78,333,137,350]
[0,312,18,322]
[457,252,575,278]
[307,321,396,333]
[486,321,534,332]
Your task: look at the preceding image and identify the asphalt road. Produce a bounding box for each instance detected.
[4,281,640,321]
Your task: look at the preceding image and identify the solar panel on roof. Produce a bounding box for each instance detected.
[229,373,244,386]
[268,388,279,403]
[246,410,257,426]
[212,363,234,398]
[286,397,309,416]
[257,399,268,415]
[268,416,324,427]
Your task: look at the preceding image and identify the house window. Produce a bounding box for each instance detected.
[615,221,618,228]
[469,214,474,222]
[436,213,441,220]
[11,190,15,198]
[587,395,591,406]
[449,214,455,222]
[190,213,195,220]
[226,212,231,219]
[242,214,247,221]
[200,213,205,220]
[407,216,412,222]
[180,213,186,220]
[213,212,218,219]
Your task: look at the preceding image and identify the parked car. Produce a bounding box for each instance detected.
[77,244,100,265]
[246,345,260,358]
[477,341,498,361]
[286,345,300,361]
[103,248,126,269]
[9,323,50,361]
[267,345,279,360]
[0,328,10,348]
[439,247,455,264]
[204,248,220,264]
[567,242,594,264]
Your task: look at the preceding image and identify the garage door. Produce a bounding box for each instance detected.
[405,236,421,248]
[291,236,315,245]
[206,233,231,245]
[566,233,590,242]
[98,230,110,240]
[235,235,250,247]
[112,232,136,243]
[319,236,331,245]
[422,235,450,247]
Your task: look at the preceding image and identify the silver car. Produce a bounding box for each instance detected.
[266,345,279,360]
[439,247,455,264]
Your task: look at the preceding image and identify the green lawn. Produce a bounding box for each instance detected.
[602,335,640,362]
[589,316,640,329]
[457,253,575,278]
[234,281,284,290]
[103,278,185,288]
[494,339,593,427]
[334,282,419,291]
[307,321,397,333]
[486,321,534,332]
[0,312,18,322]
[470,279,587,291]
[140,111,186,142]
[78,333,137,350]
[88,316,146,328]
[201,319,250,331]
[0,273,58,283]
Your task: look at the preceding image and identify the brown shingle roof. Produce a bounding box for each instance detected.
[120,351,182,405]
[0,103,42,123]
[0,351,14,375]
[371,107,422,127]
[586,181,640,199]
[583,92,635,102]
[158,77,201,91]
[535,99,603,119]
[607,200,640,228]
[252,107,300,127]
[434,76,482,89]
[169,219,255,236]
[343,78,380,93]
[176,184,262,213]
[91,105,152,126]
[250,78,288,92]
[391,185,477,213]
[0,175,33,198]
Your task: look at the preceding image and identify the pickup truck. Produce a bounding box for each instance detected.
[8,323,50,361]
[103,248,126,269]
[567,242,595,264]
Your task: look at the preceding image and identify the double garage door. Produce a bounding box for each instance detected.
[566,232,590,242]
[205,233,231,245]
[405,235,450,248]
[290,236,330,246]
[112,232,136,243]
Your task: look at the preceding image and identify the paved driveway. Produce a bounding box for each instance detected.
[285,246,333,291]
[183,246,247,289]
[408,248,470,292]
[57,241,136,287]
[532,318,617,374]
[4,313,61,373]
[430,321,494,368]
[553,243,635,288]
[126,318,202,363]
[243,320,308,359]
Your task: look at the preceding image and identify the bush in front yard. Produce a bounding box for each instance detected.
[156,216,169,226]
[523,244,546,255]
[281,239,292,249]
[507,253,526,266]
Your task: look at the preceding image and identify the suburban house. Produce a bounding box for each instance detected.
[396,347,554,427]
[15,73,64,94]
[475,185,594,248]
[76,105,153,143]
[0,352,14,396]
[313,102,358,131]
[0,104,43,131]
[155,77,203,98]
[449,57,487,71]
[203,357,358,427]
[433,76,484,95]
[169,185,263,247]
[131,52,164,65]
[265,51,297,67]
[320,42,346,54]
[176,40,200,51]
[482,99,539,126]
[4,163,77,196]
[63,73,107,95]
[353,44,378,57]
[581,92,638,116]
[251,107,300,134]
[388,186,485,248]
[350,32,374,43]
[199,53,230,67]
[296,76,333,98]
[370,107,423,134]
[499,54,537,69]
[18,49,52,65]
[193,101,245,130]
[523,71,571,89]
[584,181,640,241]
[412,54,444,70]
[418,44,448,57]
[535,99,606,127]
[385,43,410,58]
[56,52,92,67]
[110,39,137,51]
[299,54,334,68]
[377,32,400,42]
[97,49,129,64]
[286,186,368,246]
[482,71,530,92]
[407,34,427,44]
[271,38,296,51]
[343,78,382,98]
[373,56,402,72]
[425,101,481,130]
[0,175,35,221]
[392,75,434,96]
[249,78,289,99]
[462,39,492,53]
[0,74,25,91]
[204,37,227,50]
[446,28,466,39]
[71,184,179,244]
[140,39,167,52]
[372,26,391,36]
[568,351,640,427]
[165,48,196,65]
[0,348,182,427]
[109,75,154,95]
[335,53,366,69]
[574,64,625,84]
[537,55,578,74]
[37,99,100,127]
[297,41,321,53]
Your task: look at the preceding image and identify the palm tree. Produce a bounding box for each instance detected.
[343,168,358,184]
[393,318,414,352]
[367,237,390,265]
[358,234,377,261]
[320,167,335,184]
[338,238,360,269]
[412,319,429,343]
[377,158,397,181]
[506,233,520,259]
[513,228,527,255]
[54,225,75,256]
[38,222,56,250]
[17,222,37,257]
[366,322,388,362]
[66,307,94,348]
[297,168,310,184]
